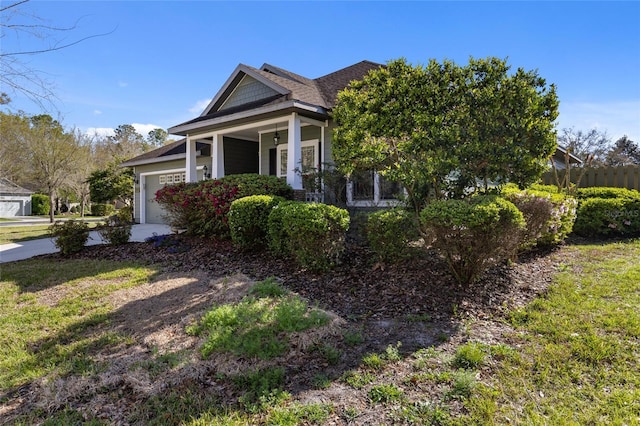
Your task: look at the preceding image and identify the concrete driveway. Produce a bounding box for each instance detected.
[0,224,172,264]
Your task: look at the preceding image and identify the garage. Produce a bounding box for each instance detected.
[0,178,33,218]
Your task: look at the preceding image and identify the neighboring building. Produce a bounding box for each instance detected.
[551,145,584,170]
[122,60,576,224]
[0,178,34,217]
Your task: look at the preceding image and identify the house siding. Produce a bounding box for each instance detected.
[220,75,280,110]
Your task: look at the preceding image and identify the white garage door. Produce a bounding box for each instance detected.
[145,175,168,224]
[0,200,21,217]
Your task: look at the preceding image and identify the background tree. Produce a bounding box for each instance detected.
[26,114,83,222]
[332,57,558,211]
[556,127,611,166]
[86,162,133,206]
[0,110,31,186]
[147,128,169,148]
[605,136,640,166]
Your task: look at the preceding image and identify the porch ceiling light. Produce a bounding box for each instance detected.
[273,124,280,146]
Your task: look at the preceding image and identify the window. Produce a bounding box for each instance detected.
[276,140,319,178]
[159,175,166,185]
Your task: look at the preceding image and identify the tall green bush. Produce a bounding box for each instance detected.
[366,208,420,263]
[97,215,132,245]
[229,195,283,250]
[31,194,50,216]
[420,195,525,285]
[267,201,350,272]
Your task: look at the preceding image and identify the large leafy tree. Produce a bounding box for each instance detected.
[557,127,610,166]
[332,57,559,210]
[86,162,133,206]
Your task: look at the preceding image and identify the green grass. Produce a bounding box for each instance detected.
[187,277,331,360]
[0,259,158,390]
[463,239,640,424]
[0,222,101,244]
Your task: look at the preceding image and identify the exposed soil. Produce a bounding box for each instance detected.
[1,234,569,425]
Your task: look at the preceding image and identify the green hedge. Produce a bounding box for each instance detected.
[31,194,50,216]
[229,195,283,250]
[267,201,350,272]
[420,195,525,285]
[91,203,115,217]
[576,187,640,201]
[573,198,640,237]
[366,208,419,263]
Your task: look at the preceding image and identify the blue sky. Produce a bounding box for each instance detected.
[2,0,639,143]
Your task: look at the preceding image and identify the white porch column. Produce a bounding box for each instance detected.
[212,134,225,178]
[286,113,303,189]
[186,136,197,182]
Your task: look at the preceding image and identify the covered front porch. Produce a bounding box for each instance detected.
[182,112,329,193]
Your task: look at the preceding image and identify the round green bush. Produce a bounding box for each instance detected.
[267,201,350,271]
[366,208,420,263]
[229,195,283,250]
[31,194,50,216]
[98,215,132,245]
[49,220,90,255]
[420,195,525,285]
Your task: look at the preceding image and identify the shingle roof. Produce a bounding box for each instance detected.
[120,138,210,166]
[172,60,384,131]
[0,178,34,195]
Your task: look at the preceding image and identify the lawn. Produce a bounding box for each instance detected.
[0,222,101,244]
[0,239,638,425]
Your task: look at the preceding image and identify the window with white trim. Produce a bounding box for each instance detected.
[276,140,319,178]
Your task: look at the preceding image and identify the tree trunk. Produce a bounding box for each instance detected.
[49,191,55,223]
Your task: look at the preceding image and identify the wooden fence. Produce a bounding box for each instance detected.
[541,165,640,191]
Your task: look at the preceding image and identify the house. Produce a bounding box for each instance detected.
[0,178,34,217]
[122,60,575,224]
[122,60,388,224]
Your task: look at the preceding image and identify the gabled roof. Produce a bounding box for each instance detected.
[169,60,383,135]
[0,178,34,195]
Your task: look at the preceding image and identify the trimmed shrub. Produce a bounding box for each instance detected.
[573,197,640,237]
[503,188,577,248]
[267,201,350,271]
[576,187,640,201]
[155,174,293,238]
[229,195,284,250]
[98,215,132,245]
[49,220,90,255]
[91,203,115,217]
[366,208,420,263]
[420,195,525,285]
[31,194,50,216]
[116,206,134,223]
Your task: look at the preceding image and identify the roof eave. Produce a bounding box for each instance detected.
[169,100,329,136]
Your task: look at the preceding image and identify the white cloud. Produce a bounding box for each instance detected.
[189,98,212,114]
[93,110,102,115]
[85,127,115,138]
[131,123,164,136]
[118,81,128,88]
[558,100,640,143]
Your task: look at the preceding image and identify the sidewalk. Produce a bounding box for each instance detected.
[0,224,172,263]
